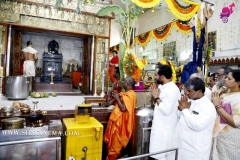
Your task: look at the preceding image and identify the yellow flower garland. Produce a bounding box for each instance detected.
[151,23,173,41]
[135,32,152,46]
[174,21,191,34]
[132,0,161,8]
[123,49,146,82]
[165,0,200,21]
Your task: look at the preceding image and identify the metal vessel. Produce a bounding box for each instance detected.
[1,117,25,130]
[5,76,29,100]
[130,105,154,160]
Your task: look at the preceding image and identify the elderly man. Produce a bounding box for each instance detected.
[149,65,181,159]
[212,66,232,95]
[21,41,38,76]
[104,76,136,160]
[177,77,216,160]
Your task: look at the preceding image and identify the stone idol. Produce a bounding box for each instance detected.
[41,40,63,83]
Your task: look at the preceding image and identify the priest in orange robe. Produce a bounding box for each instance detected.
[104,76,137,160]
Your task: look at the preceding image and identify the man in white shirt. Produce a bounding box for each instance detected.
[21,41,38,77]
[177,77,216,160]
[149,65,181,160]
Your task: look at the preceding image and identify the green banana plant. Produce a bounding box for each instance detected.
[97,0,142,88]
[97,0,141,49]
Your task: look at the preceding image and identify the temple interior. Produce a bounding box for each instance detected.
[0,0,240,159]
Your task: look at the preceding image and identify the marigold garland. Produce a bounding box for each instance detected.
[174,20,191,34]
[135,32,152,46]
[135,21,191,46]
[165,0,200,21]
[151,23,173,41]
[132,0,161,8]
[123,49,146,82]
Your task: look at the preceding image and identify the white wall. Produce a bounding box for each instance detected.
[208,0,240,58]
[110,20,122,47]
[22,32,84,74]
[137,6,174,35]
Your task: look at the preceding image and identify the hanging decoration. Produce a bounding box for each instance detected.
[165,0,200,21]
[159,60,177,83]
[135,20,191,46]
[174,20,191,34]
[132,0,161,8]
[135,31,152,46]
[151,23,173,41]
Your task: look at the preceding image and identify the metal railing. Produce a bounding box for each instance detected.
[118,148,178,160]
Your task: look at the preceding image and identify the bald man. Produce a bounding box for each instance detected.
[104,76,137,160]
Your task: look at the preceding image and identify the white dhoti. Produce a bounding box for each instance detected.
[23,60,35,77]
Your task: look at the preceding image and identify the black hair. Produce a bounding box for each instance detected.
[184,77,205,93]
[113,50,118,54]
[210,73,215,78]
[231,70,240,82]
[27,41,32,46]
[157,65,172,79]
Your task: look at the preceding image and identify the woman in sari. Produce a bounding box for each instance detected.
[211,69,240,160]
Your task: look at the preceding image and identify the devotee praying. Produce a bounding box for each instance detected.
[21,41,38,77]
[104,76,136,160]
[189,71,211,100]
[176,77,216,160]
[210,70,240,160]
[149,64,181,160]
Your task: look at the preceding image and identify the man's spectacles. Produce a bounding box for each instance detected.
[216,73,224,77]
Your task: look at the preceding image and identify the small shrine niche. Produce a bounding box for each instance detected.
[41,40,63,83]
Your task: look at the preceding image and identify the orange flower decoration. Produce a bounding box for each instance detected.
[132,68,142,82]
